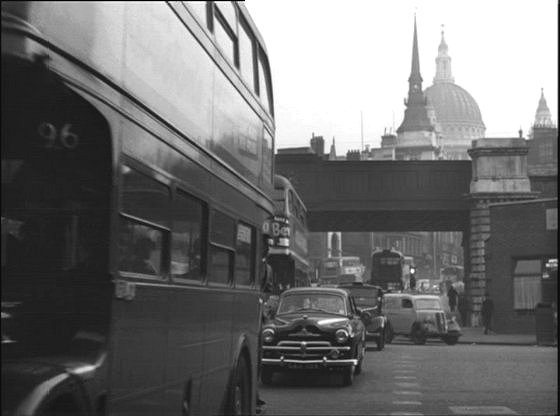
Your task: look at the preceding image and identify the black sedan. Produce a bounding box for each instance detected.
[337,282,388,351]
[260,287,369,386]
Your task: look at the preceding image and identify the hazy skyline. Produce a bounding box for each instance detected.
[245,0,558,156]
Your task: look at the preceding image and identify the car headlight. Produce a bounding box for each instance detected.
[262,328,275,343]
[335,329,349,344]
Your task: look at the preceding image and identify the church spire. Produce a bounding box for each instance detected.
[397,15,434,134]
[408,14,423,94]
[434,25,454,84]
[533,88,554,127]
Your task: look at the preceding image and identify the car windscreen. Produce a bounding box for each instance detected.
[415,298,442,310]
[277,293,347,315]
[342,287,378,307]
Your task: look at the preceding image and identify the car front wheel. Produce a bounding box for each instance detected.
[385,324,394,344]
[341,365,354,386]
[261,367,274,385]
[443,336,459,345]
[376,329,385,351]
[355,341,365,374]
[411,326,426,345]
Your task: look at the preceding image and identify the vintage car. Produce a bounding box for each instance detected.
[337,282,387,350]
[382,293,462,345]
[260,287,369,386]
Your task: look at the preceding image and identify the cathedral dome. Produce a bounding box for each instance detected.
[425,82,486,159]
[423,29,486,160]
[424,83,485,128]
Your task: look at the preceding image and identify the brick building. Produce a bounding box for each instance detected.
[486,198,557,333]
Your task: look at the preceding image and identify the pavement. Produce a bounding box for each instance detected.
[457,326,555,346]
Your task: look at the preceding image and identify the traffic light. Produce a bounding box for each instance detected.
[410,266,416,275]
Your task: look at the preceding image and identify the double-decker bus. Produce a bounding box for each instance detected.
[265,175,310,292]
[318,256,364,286]
[370,249,405,291]
[1,2,274,415]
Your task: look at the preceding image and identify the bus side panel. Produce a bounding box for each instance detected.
[164,285,207,414]
[108,284,170,414]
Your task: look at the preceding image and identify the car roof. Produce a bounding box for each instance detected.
[384,293,441,300]
[280,287,349,297]
[337,282,382,290]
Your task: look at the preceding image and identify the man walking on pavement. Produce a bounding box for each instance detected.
[447,284,458,312]
[481,292,494,334]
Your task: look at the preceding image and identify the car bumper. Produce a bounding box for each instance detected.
[365,330,382,339]
[261,357,357,368]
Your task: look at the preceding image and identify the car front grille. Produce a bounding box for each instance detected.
[262,340,351,361]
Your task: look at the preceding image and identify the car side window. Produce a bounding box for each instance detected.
[402,298,413,308]
[347,296,355,315]
[352,296,360,315]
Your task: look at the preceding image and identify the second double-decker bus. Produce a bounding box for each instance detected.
[265,175,311,292]
[2,2,275,415]
[370,249,405,291]
[318,256,364,286]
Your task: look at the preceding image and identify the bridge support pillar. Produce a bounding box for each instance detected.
[465,138,539,327]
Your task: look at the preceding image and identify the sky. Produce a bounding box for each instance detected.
[244,0,558,156]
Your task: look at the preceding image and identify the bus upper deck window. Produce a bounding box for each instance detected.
[213,3,236,64]
[239,17,255,91]
[186,1,209,28]
[258,49,272,115]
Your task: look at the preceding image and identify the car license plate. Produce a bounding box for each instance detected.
[287,363,319,369]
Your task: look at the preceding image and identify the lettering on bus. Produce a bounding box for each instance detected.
[262,216,290,248]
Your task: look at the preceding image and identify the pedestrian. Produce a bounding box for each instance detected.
[409,274,416,291]
[447,285,458,312]
[481,293,494,334]
[457,293,469,327]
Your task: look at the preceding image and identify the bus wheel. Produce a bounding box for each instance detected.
[227,355,251,416]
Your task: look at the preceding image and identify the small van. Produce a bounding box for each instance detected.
[382,293,461,345]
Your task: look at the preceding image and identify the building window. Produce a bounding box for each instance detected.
[513,259,542,310]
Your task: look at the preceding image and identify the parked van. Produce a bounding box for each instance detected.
[382,293,461,345]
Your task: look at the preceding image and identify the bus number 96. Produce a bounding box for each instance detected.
[37,122,80,150]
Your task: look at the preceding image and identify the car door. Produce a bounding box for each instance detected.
[388,297,414,334]
[347,295,365,341]
[397,297,416,333]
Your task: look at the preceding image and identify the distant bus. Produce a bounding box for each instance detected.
[266,175,311,291]
[318,256,364,286]
[2,2,274,415]
[370,249,405,291]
